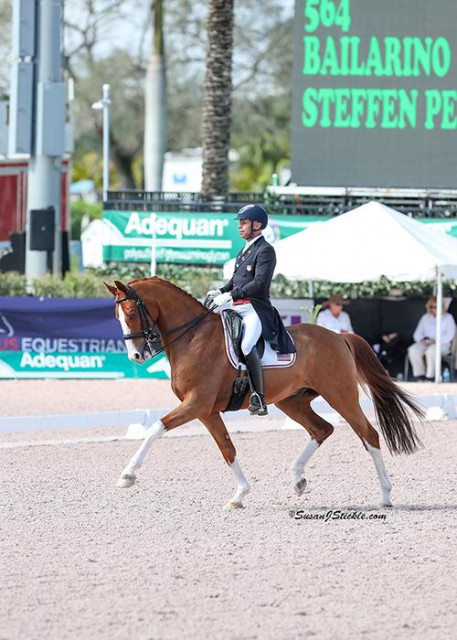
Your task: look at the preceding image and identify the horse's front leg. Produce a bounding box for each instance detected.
[117,399,202,488]
[200,413,251,510]
[117,418,165,487]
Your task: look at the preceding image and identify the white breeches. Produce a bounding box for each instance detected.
[408,341,451,378]
[234,303,262,355]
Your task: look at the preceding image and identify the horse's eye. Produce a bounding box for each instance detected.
[129,311,137,320]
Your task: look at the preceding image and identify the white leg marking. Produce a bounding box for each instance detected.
[117,420,165,488]
[292,438,319,492]
[224,458,251,510]
[365,440,393,507]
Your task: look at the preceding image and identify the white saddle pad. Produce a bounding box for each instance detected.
[220,314,296,371]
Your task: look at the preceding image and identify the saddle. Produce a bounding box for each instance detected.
[221,309,295,372]
[221,309,293,412]
[222,309,264,363]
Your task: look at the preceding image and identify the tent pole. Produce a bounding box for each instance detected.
[308,280,314,298]
[434,268,443,383]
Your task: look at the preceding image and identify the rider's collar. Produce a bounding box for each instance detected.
[242,234,263,254]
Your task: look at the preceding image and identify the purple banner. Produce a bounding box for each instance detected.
[0,297,124,353]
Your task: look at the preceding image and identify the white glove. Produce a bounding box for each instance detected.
[206,288,221,298]
[212,292,232,308]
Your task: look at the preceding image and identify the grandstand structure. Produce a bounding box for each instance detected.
[105,186,457,218]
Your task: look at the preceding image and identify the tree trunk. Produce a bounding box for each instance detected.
[144,0,167,192]
[201,0,234,198]
[111,144,137,189]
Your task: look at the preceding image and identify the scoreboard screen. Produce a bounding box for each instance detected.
[291,0,457,188]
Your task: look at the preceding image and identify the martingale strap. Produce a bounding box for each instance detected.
[116,284,211,356]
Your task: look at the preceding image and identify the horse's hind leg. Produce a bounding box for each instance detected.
[346,415,393,507]
[320,386,392,507]
[364,439,393,507]
[200,413,251,510]
[275,395,334,497]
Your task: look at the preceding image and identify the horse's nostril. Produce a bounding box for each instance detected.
[134,352,141,360]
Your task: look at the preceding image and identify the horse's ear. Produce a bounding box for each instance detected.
[114,280,128,293]
[104,282,118,296]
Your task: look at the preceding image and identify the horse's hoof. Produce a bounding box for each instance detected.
[381,492,393,507]
[116,474,136,488]
[223,500,244,510]
[294,478,307,497]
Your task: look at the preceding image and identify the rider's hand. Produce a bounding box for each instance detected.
[206,288,221,298]
[212,292,232,307]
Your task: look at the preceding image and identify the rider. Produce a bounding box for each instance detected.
[207,204,296,416]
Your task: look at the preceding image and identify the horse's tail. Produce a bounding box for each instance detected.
[342,333,425,455]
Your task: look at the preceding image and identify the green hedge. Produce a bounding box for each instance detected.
[0,266,222,298]
[1,267,456,299]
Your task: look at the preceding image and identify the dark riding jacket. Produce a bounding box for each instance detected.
[220,236,296,354]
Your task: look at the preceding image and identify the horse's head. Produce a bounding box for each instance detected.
[105,280,160,364]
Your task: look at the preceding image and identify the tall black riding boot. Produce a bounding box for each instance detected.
[245,347,268,416]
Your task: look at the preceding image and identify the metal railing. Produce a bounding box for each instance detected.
[104,187,457,218]
[105,190,264,213]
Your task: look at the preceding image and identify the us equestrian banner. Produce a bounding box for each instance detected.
[0,297,169,379]
[101,210,324,265]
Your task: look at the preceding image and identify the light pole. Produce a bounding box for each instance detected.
[91,84,111,201]
[150,213,157,276]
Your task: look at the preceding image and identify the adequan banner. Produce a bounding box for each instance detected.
[0,297,169,379]
[0,350,170,379]
[101,210,326,265]
[101,210,457,265]
[422,218,457,237]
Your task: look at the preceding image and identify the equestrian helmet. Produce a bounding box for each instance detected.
[235,204,268,229]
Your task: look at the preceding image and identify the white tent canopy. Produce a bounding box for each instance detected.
[269,201,457,382]
[222,201,457,382]
[272,201,457,283]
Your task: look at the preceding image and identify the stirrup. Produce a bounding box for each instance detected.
[248,392,268,416]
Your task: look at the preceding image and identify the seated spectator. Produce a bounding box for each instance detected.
[376,332,407,379]
[317,294,354,334]
[407,297,456,381]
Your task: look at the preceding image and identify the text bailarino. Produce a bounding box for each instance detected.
[303,35,451,77]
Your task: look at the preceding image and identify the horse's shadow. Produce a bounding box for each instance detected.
[382,503,457,512]
[276,503,457,513]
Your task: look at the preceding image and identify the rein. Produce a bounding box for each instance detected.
[116,284,211,357]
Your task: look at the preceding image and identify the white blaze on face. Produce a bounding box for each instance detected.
[117,305,144,363]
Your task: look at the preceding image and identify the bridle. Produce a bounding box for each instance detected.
[115,283,211,357]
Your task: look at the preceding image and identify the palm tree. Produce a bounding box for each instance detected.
[144,0,167,192]
[201,0,234,198]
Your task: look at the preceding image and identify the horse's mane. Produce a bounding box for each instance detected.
[129,276,208,311]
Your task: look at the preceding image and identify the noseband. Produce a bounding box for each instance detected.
[115,284,211,357]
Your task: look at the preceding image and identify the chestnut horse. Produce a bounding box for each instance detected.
[105,277,424,509]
